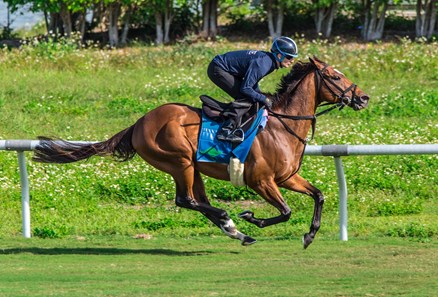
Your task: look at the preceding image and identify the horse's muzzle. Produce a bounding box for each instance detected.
[351,95,370,111]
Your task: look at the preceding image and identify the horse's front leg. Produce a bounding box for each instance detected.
[280,174,324,249]
[175,169,256,246]
[239,179,292,228]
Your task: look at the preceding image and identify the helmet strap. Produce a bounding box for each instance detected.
[274,53,286,68]
[274,53,285,64]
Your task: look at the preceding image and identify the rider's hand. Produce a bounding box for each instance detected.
[264,98,273,109]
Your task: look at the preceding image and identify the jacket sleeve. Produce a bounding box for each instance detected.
[240,59,268,103]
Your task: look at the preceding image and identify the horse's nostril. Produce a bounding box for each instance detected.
[361,95,370,101]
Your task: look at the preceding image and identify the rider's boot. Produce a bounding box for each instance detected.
[217,119,234,141]
[225,129,244,143]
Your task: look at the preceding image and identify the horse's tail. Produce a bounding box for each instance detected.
[33,125,137,164]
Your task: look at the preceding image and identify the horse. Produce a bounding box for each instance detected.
[33,57,369,249]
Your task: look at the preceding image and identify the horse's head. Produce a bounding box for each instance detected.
[310,57,370,111]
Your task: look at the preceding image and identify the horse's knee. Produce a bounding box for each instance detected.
[284,210,292,221]
[219,210,230,220]
[175,195,197,209]
[314,191,325,205]
[281,204,292,220]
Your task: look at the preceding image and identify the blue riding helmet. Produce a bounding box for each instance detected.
[271,36,298,62]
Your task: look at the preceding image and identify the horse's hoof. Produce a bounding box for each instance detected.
[239,210,254,221]
[241,235,257,246]
[303,233,313,249]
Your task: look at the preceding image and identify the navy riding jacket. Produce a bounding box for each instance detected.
[212,50,278,103]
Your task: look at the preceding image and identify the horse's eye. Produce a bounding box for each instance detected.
[332,75,341,80]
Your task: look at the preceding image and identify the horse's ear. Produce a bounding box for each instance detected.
[309,56,323,69]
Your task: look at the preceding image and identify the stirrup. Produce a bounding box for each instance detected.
[225,129,244,143]
[217,127,232,141]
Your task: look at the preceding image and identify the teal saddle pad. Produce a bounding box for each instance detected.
[196,108,268,164]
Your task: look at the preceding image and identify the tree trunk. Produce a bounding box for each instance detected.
[155,12,164,45]
[275,5,284,37]
[323,4,336,37]
[209,0,218,38]
[44,10,50,35]
[164,0,174,44]
[74,11,86,42]
[121,5,133,46]
[108,2,121,47]
[48,12,61,37]
[59,3,72,37]
[430,1,437,38]
[361,0,388,41]
[416,0,437,39]
[313,1,338,38]
[201,0,210,37]
[314,6,323,34]
[266,0,284,38]
[267,0,274,37]
[200,0,218,40]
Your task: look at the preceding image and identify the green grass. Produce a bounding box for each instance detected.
[0,37,437,242]
[1,236,437,296]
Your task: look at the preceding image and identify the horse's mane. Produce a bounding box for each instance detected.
[276,61,315,95]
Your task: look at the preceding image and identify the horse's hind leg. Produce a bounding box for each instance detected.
[174,166,256,245]
[280,174,324,249]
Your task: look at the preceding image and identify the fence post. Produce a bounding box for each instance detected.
[334,156,348,241]
[17,151,31,238]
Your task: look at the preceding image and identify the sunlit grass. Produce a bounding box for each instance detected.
[1,237,438,296]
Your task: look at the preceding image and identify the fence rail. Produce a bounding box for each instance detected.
[1,140,438,240]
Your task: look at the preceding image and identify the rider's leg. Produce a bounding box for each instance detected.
[207,62,248,142]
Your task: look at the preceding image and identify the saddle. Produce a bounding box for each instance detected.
[197,95,268,166]
[200,95,259,131]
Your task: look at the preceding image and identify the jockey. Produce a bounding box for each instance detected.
[207,36,298,143]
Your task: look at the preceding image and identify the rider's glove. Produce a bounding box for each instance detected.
[263,98,273,109]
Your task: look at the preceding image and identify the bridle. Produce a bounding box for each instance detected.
[314,65,359,111]
[267,63,359,185]
[268,64,358,145]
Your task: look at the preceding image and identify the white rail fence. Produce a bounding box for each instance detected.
[1,140,438,240]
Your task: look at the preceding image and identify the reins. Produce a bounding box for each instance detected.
[267,64,355,186]
[267,65,353,144]
[315,65,358,108]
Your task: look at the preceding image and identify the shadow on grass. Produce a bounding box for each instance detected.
[0,247,239,256]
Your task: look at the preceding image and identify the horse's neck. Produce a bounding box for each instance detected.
[272,73,318,144]
[281,72,318,116]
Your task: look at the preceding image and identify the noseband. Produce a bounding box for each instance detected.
[315,65,358,110]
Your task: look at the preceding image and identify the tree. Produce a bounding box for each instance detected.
[360,0,389,41]
[264,0,286,38]
[120,3,135,45]
[103,0,144,47]
[312,0,338,38]
[416,0,437,39]
[142,0,176,45]
[60,1,73,36]
[5,0,90,39]
[200,0,218,40]
[105,0,122,46]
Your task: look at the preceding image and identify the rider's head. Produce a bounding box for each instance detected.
[271,36,298,65]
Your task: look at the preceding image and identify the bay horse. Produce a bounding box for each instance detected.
[33,57,369,249]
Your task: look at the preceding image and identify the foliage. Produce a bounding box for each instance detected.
[4,0,431,45]
[0,26,18,40]
[221,0,264,28]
